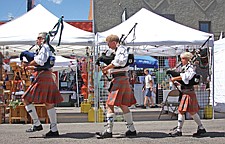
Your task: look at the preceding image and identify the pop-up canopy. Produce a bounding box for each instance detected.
[0,4,94,56]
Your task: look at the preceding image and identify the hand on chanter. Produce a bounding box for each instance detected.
[25,66,35,70]
[21,61,28,67]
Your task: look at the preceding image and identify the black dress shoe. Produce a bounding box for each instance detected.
[169,130,182,137]
[96,131,112,139]
[193,128,206,137]
[26,125,43,132]
[43,130,59,137]
[125,130,137,137]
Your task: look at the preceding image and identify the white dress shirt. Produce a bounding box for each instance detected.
[110,45,129,73]
[34,44,52,66]
[180,63,196,84]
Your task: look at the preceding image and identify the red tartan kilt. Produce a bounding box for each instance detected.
[107,76,136,107]
[22,71,63,104]
[178,91,199,114]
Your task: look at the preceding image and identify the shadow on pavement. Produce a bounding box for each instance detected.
[137,132,169,138]
[29,132,95,139]
[191,132,225,138]
[59,132,96,139]
[113,132,169,139]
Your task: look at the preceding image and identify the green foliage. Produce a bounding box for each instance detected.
[9,100,22,109]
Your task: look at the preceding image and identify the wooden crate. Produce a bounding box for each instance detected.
[0,104,6,124]
[9,105,28,124]
[9,104,49,124]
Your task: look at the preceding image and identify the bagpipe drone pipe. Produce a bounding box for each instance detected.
[95,50,134,69]
[166,36,212,87]
[20,16,64,70]
[166,70,201,86]
[95,23,138,68]
[20,50,55,70]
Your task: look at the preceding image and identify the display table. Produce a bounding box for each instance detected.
[56,91,77,107]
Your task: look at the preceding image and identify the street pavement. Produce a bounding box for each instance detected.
[0,119,225,144]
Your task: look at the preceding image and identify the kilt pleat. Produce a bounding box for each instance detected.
[22,71,63,104]
[178,91,199,114]
[107,76,136,106]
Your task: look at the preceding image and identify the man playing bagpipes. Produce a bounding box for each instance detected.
[168,52,206,137]
[95,34,137,139]
[21,32,63,137]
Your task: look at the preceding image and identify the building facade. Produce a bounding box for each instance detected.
[94,0,225,40]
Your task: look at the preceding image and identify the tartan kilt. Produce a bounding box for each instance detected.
[22,71,63,104]
[178,91,200,115]
[107,76,136,107]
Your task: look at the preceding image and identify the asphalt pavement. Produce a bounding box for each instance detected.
[0,119,225,144]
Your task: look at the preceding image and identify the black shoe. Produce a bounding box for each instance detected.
[96,131,112,139]
[193,128,206,137]
[43,130,59,138]
[26,125,43,132]
[142,106,146,109]
[169,130,182,137]
[125,130,137,137]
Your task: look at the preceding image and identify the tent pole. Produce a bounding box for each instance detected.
[75,60,79,107]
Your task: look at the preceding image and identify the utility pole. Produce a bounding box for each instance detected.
[27,0,35,12]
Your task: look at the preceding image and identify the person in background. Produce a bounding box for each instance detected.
[22,32,63,137]
[142,69,155,108]
[168,52,206,137]
[96,34,137,139]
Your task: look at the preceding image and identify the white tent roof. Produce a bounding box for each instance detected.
[97,8,214,47]
[0,4,94,56]
[10,55,77,71]
[213,38,225,104]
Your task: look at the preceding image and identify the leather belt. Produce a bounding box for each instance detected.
[181,85,194,90]
[111,72,127,78]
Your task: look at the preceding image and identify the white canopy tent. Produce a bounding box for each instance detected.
[0,4,94,56]
[94,8,215,119]
[97,8,213,47]
[213,38,225,112]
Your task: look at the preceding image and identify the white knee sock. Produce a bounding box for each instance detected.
[177,114,185,132]
[25,104,41,126]
[106,113,115,133]
[191,113,204,129]
[47,108,58,132]
[123,112,136,132]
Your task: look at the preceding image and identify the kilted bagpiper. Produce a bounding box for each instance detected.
[22,32,63,137]
[169,52,206,137]
[96,34,137,139]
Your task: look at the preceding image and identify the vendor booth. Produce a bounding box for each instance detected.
[95,8,214,119]
[0,4,94,123]
[213,38,225,112]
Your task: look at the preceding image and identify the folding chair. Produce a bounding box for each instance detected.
[158,89,180,119]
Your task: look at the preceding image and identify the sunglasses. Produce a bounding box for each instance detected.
[37,37,44,40]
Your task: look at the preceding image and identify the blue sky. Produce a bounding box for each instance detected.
[0,0,91,21]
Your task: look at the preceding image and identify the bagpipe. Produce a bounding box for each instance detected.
[95,23,138,68]
[20,50,55,70]
[20,16,64,70]
[166,70,201,86]
[166,36,212,87]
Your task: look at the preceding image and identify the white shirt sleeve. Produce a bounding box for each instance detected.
[34,44,50,66]
[180,64,196,84]
[111,45,128,67]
